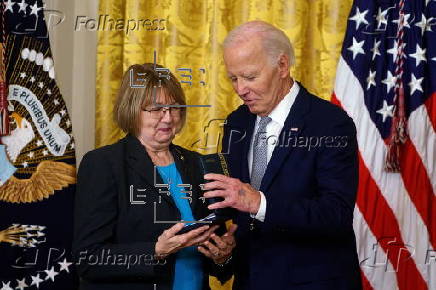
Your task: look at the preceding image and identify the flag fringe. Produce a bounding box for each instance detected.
[0,81,9,136]
[385,114,408,172]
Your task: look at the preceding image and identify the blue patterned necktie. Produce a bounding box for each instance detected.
[250,116,272,190]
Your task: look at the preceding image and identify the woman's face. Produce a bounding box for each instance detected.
[138,90,183,150]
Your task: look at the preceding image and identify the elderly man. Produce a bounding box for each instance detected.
[203,21,362,289]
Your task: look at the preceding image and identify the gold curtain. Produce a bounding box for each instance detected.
[95,0,352,288]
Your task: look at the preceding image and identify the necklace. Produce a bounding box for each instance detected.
[138,136,174,166]
[148,150,174,166]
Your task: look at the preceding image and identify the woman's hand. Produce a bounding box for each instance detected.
[198,224,237,264]
[155,223,218,259]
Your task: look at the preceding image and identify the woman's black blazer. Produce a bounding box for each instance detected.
[73,134,230,290]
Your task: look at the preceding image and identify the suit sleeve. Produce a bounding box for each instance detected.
[263,115,359,238]
[72,150,171,282]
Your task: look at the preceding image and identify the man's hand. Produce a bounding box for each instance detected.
[198,224,237,264]
[203,173,261,214]
[155,223,218,259]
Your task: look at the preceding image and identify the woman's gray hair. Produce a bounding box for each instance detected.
[223,21,295,67]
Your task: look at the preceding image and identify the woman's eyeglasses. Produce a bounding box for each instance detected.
[142,105,183,118]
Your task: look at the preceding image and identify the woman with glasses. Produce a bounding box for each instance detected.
[73,63,235,290]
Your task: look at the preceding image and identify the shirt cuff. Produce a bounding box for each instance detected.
[250,191,266,222]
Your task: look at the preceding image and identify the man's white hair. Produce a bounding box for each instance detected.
[223,20,295,67]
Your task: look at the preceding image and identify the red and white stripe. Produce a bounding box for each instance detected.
[333,56,436,290]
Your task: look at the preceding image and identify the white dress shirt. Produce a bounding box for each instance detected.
[248,81,300,221]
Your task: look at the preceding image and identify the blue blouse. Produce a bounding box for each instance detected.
[156,163,203,290]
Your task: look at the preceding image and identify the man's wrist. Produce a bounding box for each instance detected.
[251,191,266,221]
[249,191,261,214]
[214,255,232,266]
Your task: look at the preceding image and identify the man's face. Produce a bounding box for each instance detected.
[223,37,288,116]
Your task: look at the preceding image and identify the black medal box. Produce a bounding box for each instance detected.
[177,153,233,235]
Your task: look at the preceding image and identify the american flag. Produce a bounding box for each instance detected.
[332,0,436,289]
[0,1,77,289]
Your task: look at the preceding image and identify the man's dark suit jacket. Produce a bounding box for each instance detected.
[73,135,230,290]
[222,84,362,290]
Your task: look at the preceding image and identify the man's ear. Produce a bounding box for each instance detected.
[277,53,290,78]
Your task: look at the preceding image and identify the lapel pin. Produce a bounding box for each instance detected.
[291,127,299,132]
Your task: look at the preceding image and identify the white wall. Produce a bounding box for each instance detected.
[44,0,98,165]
